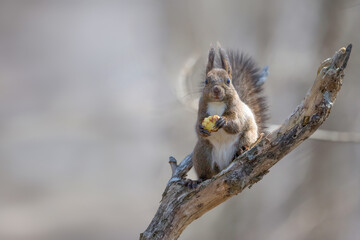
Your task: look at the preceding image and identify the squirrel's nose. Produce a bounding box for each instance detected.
[213,86,220,94]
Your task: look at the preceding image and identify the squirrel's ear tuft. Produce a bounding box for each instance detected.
[206,46,215,75]
[219,47,232,79]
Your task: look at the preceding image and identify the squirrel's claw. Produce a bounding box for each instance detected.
[235,145,249,157]
[183,178,203,189]
[215,117,226,129]
[199,124,211,137]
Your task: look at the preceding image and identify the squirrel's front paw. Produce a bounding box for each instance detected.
[199,124,211,137]
[215,116,226,129]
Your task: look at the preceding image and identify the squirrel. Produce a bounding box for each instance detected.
[187,46,268,187]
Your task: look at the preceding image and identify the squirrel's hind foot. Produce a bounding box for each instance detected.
[183,178,203,189]
[234,145,249,158]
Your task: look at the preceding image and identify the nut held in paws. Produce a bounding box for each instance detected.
[202,115,220,132]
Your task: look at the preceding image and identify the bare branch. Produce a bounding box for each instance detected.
[268,124,360,143]
[140,45,352,240]
[167,154,193,184]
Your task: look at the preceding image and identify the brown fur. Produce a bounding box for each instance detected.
[192,46,268,180]
[226,50,269,133]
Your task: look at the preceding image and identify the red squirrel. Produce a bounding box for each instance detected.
[187,46,268,187]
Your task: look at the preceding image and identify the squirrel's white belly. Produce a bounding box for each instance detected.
[206,101,239,171]
[208,129,239,171]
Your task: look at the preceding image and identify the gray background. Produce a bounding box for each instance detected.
[0,1,359,239]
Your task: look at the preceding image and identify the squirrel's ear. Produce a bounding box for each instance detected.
[206,47,215,75]
[219,47,232,79]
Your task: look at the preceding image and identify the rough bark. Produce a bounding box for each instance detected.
[140,45,352,240]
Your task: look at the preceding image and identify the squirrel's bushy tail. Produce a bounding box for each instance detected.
[227,50,269,133]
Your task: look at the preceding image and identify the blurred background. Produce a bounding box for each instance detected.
[0,1,359,239]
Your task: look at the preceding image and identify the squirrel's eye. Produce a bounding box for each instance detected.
[205,78,209,84]
[226,78,231,84]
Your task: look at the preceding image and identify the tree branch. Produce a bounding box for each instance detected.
[140,45,352,240]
